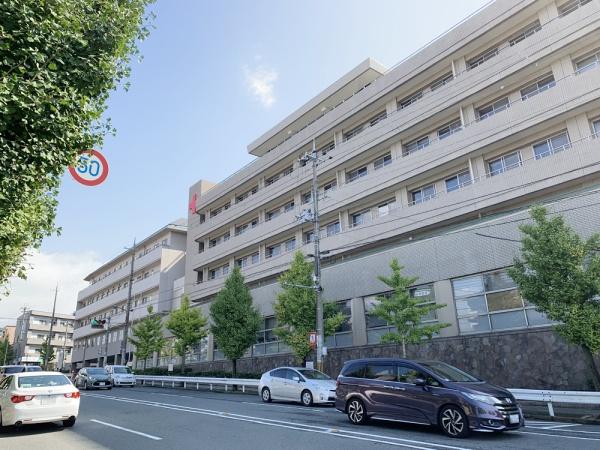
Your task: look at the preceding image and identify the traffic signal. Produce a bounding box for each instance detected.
[90,319,107,329]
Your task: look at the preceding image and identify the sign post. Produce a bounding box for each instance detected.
[68,149,109,186]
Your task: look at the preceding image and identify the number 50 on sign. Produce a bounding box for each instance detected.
[68,149,109,186]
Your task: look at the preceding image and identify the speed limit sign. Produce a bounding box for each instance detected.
[68,149,109,186]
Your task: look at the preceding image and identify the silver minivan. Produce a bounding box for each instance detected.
[104,365,136,387]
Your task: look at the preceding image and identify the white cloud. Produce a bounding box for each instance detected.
[0,250,102,327]
[243,63,279,108]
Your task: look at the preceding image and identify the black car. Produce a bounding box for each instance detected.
[74,367,112,390]
[335,358,524,438]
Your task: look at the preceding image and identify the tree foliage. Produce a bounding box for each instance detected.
[129,306,166,370]
[0,0,154,292]
[371,259,450,358]
[0,338,13,364]
[40,337,55,366]
[165,296,207,374]
[210,266,261,377]
[508,206,600,389]
[274,251,345,364]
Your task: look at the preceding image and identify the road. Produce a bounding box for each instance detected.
[1,386,599,450]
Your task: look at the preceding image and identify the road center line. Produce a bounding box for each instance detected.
[90,419,163,440]
[84,393,472,450]
[518,430,600,441]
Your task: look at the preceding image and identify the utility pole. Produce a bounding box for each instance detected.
[120,238,136,365]
[44,285,58,370]
[103,316,111,367]
[301,139,325,371]
[2,337,8,365]
[60,321,69,371]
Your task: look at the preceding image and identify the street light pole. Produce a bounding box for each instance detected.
[103,316,111,367]
[120,238,136,365]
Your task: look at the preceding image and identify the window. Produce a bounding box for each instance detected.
[283,201,295,213]
[304,230,315,243]
[210,202,230,218]
[285,238,296,252]
[520,74,555,100]
[197,241,205,253]
[266,243,282,259]
[488,151,522,176]
[445,169,472,192]
[346,166,368,183]
[265,208,281,222]
[558,0,591,16]
[374,153,392,170]
[325,300,353,348]
[467,46,499,70]
[508,20,541,46]
[322,180,337,194]
[430,72,453,91]
[402,135,430,156]
[326,221,341,236]
[343,124,365,141]
[221,264,229,276]
[235,218,258,236]
[477,97,510,121]
[319,141,335,156]
[351,210,370,227]
[302,192,312,204]
[265,166,293,186]
[411,184,437,205]
[437,119,462,140]
[593,119,600,137]
[236,186,258,203]
[575,49,600,74]
[364,364,396,381]
[369,110,387,127]
[251,252,260,264]
[253,317,289,356]
[452,270,553,334]
[532,131,571,159]
[377,199,395,217]
[398,91,423,110]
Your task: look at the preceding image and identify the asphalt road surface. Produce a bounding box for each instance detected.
[1,386,599,450]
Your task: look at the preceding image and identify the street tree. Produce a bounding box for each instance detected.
[129,306,166,371]
[165,296,207,374]
[371,259,450,358]
[0,0,155,293]
[274,251,345,364]
[210,266,261,377]
[0,338,13,365]
[39,337,55,367]
[508,206,600,390]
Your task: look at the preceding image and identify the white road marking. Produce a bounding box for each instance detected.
[242,401,324,412]
[536,424,579,430]
[519,430,600,441]
[89,419,162,440]
[85,393,472,450]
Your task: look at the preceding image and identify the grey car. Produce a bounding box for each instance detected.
[74,367,112,390]
[335,358,524,438]
[259,367,337,406]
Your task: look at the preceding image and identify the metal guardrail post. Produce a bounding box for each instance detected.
[547,402,555,417]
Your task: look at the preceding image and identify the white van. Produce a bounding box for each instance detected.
[104,365,136,387]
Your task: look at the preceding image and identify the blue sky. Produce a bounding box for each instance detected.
[1,0,490,323]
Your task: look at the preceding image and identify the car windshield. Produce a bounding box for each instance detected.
[114,367,132,374]
[418,361,480,382]
[297,369,331,380]
[87,368,107,375]
[3,366,25,374]
[18,374,71,388]
[26,366,42,372]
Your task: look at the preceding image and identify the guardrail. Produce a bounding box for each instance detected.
[509,389,600,417]
[136,375,260,393]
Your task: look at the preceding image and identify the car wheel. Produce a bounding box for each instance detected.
[347,398,368,424]
[301,390,313,407]
[63,417,76,428]
[261,387,272,403]
[439,405,469,438]
[84,381,89,391]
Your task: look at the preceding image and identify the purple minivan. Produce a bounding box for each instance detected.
[335,358,524,438]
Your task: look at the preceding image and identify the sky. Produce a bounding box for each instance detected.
[0,0,491,327]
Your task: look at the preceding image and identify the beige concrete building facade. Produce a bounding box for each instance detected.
[184,0,600,363]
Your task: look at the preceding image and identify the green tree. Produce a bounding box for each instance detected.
[508,206,600,390]
[274,251,345,364]
[371,259,450,358]
[0,0,155,292]
[0,338,13,365]
[165,296,207,374]
[39,337,55,367]
[129,306,166,371]
[210,266,261,377]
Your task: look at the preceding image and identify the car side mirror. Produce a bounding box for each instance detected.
[414,378,426,387]
[292,376,300,382]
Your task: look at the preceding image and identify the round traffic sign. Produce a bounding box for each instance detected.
[68,150,109,186]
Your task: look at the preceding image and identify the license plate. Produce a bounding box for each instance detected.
[509,414,520,424]
[99,382,105,386]
[40,396,56,405]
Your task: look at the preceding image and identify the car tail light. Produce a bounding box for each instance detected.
[64,392,81,399]
[10,395,35,403]
[336,379,340,388]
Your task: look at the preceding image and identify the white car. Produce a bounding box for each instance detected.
[259,367,336,406]
[0,371,80,428]
[104,365,136,387]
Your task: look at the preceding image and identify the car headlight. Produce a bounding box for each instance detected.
[463,392,502,405]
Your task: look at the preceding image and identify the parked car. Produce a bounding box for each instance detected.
[0,371,79,428]
[73,367,112,390]
[259,367,336,406]
[104,365,136,387]
[335,358,524,438]
[0,365,42,379]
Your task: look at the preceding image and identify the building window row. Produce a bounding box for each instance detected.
[210,201,231,218]
[265,165,294,187]
[209,231,230,248]
[236,185,259,204]
[343,110,387,142]
[558,0,592,17]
